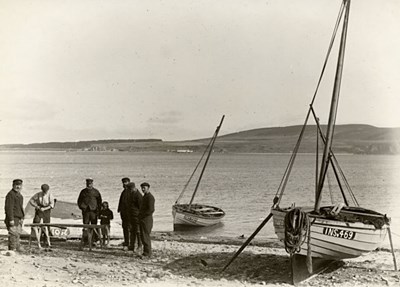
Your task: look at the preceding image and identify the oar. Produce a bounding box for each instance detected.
[222,213,273,272]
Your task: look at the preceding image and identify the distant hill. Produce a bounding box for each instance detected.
[214,124,400,154]
[1,124,399,154]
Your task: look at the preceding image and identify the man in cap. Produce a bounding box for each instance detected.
[4,179,25,251]
[117,177,132,250]
[127,182,142,253]
[29,183,55,249]
[77,178,102,247]
[138,182,155,257]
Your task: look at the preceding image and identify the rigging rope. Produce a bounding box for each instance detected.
[311,107,357,206]
[174,137,214,204]
[273,1,346,205]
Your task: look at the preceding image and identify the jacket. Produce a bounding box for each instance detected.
[77,187,102,212]
[139,192,155,219]
[5,189,24,221]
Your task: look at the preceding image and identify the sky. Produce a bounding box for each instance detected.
[0,0,399,144]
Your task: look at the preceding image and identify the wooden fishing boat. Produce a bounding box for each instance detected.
[268,0,391,283]
[272,206,388,260]
[223,0,393,284]
[173,204,225,227]
[172,116,226,228]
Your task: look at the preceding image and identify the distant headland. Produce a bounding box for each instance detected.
[1,124,399,155]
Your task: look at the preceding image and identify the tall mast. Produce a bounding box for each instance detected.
[189,115,225,206]
[315,0,351,211]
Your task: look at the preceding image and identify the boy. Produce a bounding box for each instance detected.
[99,201,113,246]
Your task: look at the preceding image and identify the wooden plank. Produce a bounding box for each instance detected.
[26,223,104,251]
[25,223,104,230]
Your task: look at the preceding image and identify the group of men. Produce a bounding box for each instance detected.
[4,177,155,257]
[116,177,155,256]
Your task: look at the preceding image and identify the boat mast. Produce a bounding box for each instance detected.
[315,0,351,211]
[189,115,225,206]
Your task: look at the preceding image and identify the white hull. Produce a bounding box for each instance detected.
[272,207,388,260]
[172,204,225,227]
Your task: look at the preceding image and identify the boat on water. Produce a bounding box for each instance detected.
[224,0,392,284]
[172,116,226,228]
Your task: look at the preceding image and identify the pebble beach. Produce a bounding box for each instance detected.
[1,232,399,287]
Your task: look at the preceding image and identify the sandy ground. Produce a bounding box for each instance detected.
[0,232,400,287]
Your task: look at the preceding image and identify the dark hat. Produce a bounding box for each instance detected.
[126,182,136,189]
[86,178,93,183]
[121,177,130,183]
[41,184,50,192]
[140,182,150,188]
[13,179,23,185]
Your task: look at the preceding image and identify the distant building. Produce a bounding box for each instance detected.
[176,149,193,153]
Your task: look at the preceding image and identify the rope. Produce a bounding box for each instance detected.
[284,208,310,254]
[174,138,213,204]
[284,208,313,273]
[273,1,346,205]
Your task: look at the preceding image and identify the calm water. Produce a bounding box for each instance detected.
[1,151,399,240]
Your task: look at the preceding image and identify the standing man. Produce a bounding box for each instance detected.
[127,182,142,253]
[139,182,155,257]
[29,183,55,249]
[117,177,132,250]
[4,179,25,251]
[77,178,102,247]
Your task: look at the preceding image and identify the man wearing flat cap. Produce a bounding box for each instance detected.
[29,183,55,249]
[4,179,25,251]
[77,178,102,246]
[117,177,132,249]
[139,182,155,257]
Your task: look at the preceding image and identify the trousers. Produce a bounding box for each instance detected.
[7,217,22,251]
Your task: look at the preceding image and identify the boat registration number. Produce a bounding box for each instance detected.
[184,215,198,223]
[49,227,70,238]
[323,227,355,240]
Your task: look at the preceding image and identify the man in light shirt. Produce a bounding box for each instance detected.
[29,184,55,249]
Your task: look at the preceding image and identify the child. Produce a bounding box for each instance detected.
[99,201,114,247]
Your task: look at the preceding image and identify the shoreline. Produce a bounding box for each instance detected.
[1,233,400,287]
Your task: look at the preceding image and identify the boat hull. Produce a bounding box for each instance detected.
[272,206,388,260]
[172,204,225,228]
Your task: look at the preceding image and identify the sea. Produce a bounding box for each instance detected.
[1,150,399,243]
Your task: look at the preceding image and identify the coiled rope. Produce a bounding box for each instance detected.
[284,208,313,273]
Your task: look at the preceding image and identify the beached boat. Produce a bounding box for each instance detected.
[224,0,392,283]
[23,198,82,238]
[270,0,390,264]
[172,116,226,228]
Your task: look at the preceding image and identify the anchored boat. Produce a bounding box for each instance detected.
[172,116,226,228]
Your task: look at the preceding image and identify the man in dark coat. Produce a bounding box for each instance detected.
[4,179,25,251]
[77,178,102,245]
[127,182,142,252]
[117,177,132,249]
[139,182,155,257]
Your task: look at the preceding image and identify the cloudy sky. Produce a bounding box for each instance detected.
[0,0,399,144]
